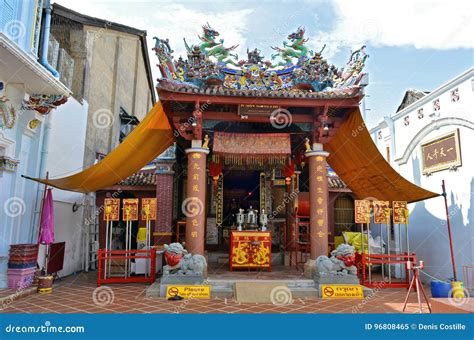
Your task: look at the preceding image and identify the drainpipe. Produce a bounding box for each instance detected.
[39,0,60,78]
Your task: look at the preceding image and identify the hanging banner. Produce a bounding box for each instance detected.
[259,172,266,214]
[216,174,223,227]
[393,201,408,224]
[123,198,139,221]
[354,200,370,224]
[104,198,120,221]
[373,200,390,224]
[141,198,157,221]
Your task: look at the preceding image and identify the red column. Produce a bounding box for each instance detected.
[306,148,330,260]
[184,146,209,255]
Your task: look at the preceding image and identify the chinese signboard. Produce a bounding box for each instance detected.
[122,198,139,221]
[354,200,370,224]
[104,198,120,221]
[421,129,461,175]
[141,198,157,221]
[215,174,223,227]
[393,201,408,224]
[373,201,390,224]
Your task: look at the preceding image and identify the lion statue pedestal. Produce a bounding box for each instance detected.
[313,244,360,285]
[160,243,207,285]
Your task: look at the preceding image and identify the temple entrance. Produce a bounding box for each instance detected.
[222,170,261,227]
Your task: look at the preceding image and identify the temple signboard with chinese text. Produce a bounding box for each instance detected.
[354,200,370,224]
[393,201,408,224]
[421,129,461,175]
[373,201,390,224]
[104,198,120,221]
[122,199,139,221]
[141,198,157,221]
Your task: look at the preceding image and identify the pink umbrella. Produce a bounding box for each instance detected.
[38,188,55,245]
[38,188,54,274]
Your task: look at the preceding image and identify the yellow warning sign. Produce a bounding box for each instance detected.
[166,285,211,299]
[321,284,363,299]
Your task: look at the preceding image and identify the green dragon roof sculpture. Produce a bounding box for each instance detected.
[153,24,368,97]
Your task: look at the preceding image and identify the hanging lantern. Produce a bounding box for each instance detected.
[283,160,295,178]
[209,161,222,186]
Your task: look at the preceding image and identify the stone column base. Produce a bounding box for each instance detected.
[304,259,317,279]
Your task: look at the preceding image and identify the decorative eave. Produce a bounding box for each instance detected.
[156,81,363,101]
[0,155,19,172]
[0,33,71,97]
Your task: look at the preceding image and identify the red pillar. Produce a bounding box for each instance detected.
[306,147,330,260]
[184,146,209,255]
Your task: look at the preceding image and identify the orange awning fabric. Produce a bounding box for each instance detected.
[325,108,439,203]
[24,101,174,193]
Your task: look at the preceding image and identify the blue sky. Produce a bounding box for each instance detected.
[55,0,473,127]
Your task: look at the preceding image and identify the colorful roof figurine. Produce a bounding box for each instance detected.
[154,24,369,99]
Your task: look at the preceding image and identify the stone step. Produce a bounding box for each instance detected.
[146,279,319,298]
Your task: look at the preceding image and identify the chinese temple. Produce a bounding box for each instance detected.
[30,24,438,277]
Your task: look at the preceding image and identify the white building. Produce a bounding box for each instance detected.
[370,68,474,283]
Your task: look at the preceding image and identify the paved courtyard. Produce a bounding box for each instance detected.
[1,272,433,314]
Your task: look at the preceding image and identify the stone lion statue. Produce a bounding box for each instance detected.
[316,243,357,276]
[163,243,207,276]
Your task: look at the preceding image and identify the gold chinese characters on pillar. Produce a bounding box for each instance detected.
[122,199,139,221]
[354,200,370,224]
[215,174,223,227]
[141,198,157,221]
[393,201,408,224]
[314,155,327,238]
[104,198,120,221]
[373,200,390,224]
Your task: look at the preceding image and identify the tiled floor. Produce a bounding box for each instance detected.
[0,272,434,314]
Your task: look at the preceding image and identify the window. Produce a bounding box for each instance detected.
[119,107,139,142]
[334,194,355,235]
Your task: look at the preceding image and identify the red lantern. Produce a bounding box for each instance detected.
[208,161,222,186]
[283,160,295,178]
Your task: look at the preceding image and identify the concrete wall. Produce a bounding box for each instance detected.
[39,97,89,277]
[370,69,474,283]
[82,26,154,168]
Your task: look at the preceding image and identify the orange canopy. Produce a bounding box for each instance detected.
[25,101,174,192]
[325,108,439,203]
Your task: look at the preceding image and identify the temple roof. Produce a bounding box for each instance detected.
[117,171,156,186]
[154,24,368,100]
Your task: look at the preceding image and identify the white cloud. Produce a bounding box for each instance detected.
[310,0,473,58]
